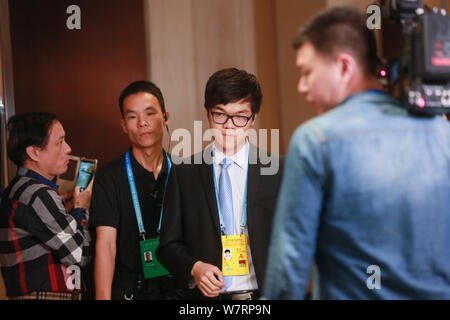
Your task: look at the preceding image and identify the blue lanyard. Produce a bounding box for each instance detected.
[125,150,172,239]
[212,149,249,235]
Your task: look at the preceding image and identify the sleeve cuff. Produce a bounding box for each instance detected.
[70,207,88,221]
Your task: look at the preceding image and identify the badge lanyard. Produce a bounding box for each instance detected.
[125,150,172,240]
[211,148,250,236]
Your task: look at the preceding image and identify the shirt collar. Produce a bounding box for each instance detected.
[128,148,169,181]
[339,89,387,106]
[213,141,249,169]
[18,167,59,191]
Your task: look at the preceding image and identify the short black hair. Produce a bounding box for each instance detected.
[293,6,380,76]
[7,112,57,167]
[204,68,263,114]
[118,80,166,118]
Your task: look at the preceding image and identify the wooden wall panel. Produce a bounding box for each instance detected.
[9,0,148,169]
[326,0,373,10]
[254,0,283,152]
[274,0,327,152]
[147,0,259,155]
[146,0,202,148]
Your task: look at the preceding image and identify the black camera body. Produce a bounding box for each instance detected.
[383,0,450,115]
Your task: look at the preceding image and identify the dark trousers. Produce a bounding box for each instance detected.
[112,275,182,300]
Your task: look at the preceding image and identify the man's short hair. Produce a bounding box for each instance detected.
[118,80,166,118]
[204,68,263,114]
[293,6,380,76]
[7,112,57,167]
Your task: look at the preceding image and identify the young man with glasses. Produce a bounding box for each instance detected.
[157,68,284,300]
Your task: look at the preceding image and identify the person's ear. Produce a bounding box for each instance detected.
[249,113,257,128]
[120,118,128,135]
[336,53,355,84]
[164,111,170,124]
[25,145,40,162]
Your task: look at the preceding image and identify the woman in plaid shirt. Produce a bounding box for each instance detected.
[0,112,92,300]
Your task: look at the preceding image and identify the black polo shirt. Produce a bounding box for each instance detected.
[90,149,169,291]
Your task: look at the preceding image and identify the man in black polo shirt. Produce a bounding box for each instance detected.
[91,81,179,300]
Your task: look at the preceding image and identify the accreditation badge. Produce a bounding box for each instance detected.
[139,238,170,279]
[221,234,250,276]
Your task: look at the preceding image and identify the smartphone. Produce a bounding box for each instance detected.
[75,158,97,192]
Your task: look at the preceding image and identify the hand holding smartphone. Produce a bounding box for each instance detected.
[76,158,97,192]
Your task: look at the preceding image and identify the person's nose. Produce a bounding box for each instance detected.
[64,141,72,154]
[138,115,148,127]
[297,76,308,94]
[223,116,235,129]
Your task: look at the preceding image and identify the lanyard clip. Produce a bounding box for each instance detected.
[140,232,146,241]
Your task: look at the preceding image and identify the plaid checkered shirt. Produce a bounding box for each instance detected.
[0,168,91,297]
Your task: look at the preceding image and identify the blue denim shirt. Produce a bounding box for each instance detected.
[263,91,450,299]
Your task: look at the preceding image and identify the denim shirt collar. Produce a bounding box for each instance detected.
[18,167,59,191]
[339,89,386,106]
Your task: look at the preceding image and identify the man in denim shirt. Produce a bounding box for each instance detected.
[264,7,450,299]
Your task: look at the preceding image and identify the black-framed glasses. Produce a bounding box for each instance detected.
[210,112,254,128]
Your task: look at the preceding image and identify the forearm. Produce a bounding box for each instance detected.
[94,237,116,300]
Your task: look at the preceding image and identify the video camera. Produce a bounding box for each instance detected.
[381,0,450,115]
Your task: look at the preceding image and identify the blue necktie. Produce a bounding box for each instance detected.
[219,157,233,291]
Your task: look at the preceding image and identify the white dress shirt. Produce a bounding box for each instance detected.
[212,141,258,292]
